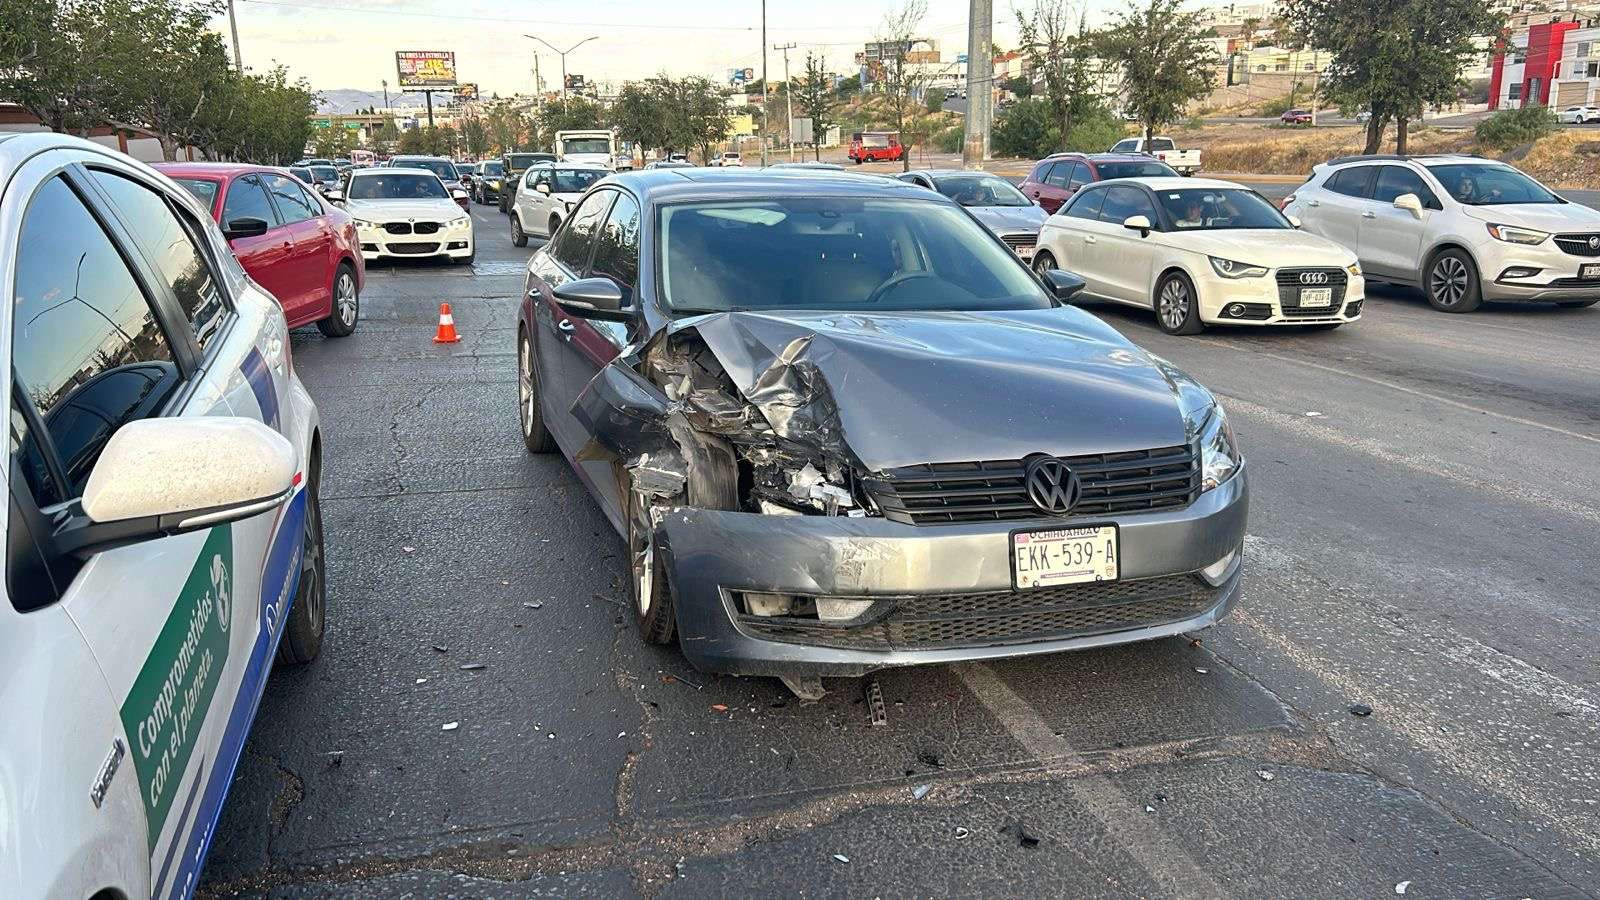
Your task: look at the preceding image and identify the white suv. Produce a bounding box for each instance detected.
[1283,155,1600,312]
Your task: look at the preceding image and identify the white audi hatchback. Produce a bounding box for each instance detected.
[0,133,326,899]
[1034,176,1365,334]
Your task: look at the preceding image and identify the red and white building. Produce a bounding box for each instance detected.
[1490,18,1600,109]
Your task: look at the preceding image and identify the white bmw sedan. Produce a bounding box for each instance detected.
[1034,176,1365,334]
[344,167,474,264]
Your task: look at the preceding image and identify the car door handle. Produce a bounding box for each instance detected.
[556,319,575,338]
[1084,236,1097,244]
[1361,211,1377,219]
[1306,199,1320,207]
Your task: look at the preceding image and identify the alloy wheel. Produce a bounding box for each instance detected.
[298,474,325,634]
[1159,279,1190,331]
[519,336,535,437]
[1430,256,1469,307]
[335,270,357,327]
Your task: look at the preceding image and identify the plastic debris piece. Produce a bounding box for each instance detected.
[431,644,448,653]
[953,826,970,840]
[1195,667,1210,674]
[1256,770,1275,782]
[1145,805,1156,813]
[415,678,428,684]
[441,722,459,731]
[459,663,487,671]
[711,703,729,712]
[867,679,888,726]
[1395,881,1411,895]
[1304,411,1324,417]
[1016,823,1041,848]
[780,675,826,700]
[912,784,931,801]
[402,546,416,553]
[524,601,543,609]
[326,751,343,767]
[833,854,850,863]
[918,751,945,769]
[1349,703,1373,717]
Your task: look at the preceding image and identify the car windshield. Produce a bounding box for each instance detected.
[1147,138,1176,151]
[1429,163,1560,205]
[658,197,1053,314]
[552,169,604,193]
[562,138,611,154]
[1097,160,1178,179]
[289,167,313,184]
[481,161,504,175]
[931,174,1031,207]
[348,173,447,200]
[507,153,542,169]
[861,134,892,148]
[310,165,338,181]
[1157,188,1289,230]
[172,178,220,208]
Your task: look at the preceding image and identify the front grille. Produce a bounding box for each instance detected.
[999,233,1037,251]
[1276,267,1347,315]
[387,242,440,255]
[1535,277,1600,289]
[864,445,1199,526]
[737,574,1222,651]
[1554,234,1600,257]
[383,222,413,235]
[414,221,441,235]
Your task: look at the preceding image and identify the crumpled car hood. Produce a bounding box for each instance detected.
[673,308,1207,472]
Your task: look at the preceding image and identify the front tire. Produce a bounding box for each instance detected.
[1155,271,1205,335]
[518,329,556,453]
[1031,250,1058,275]
[511,214,528,247]
[276,452,326,666]
[316,263,359,337]
[1425,248,1483,312]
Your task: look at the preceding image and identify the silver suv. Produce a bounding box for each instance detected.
[1283,154,1600,312]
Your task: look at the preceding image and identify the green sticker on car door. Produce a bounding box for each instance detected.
[118,524,233,850]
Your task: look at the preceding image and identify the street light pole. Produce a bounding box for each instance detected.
[760,0,769,167]
[775,42,797,161]
[524,35,599,104]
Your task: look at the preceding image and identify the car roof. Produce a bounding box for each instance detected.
[1323,153,1486,168]
[602,167,943,204]
[351,166,438,177]
[1090,176,1243,191]
[151,162,278,179]
[1035,152,1168,166]
[907,168,1006,177]
[390,154,450,161]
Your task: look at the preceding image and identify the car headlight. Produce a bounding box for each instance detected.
[1346,261,1362,277]
[1193,404,1241,492]
[449,216,471,229]
[1210,256,1269,279]
[352,218,374,228]
[1486,223,1549,245]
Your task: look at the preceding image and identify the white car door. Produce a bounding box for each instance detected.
[1093,184,1164,305]
[1361,165,1436,280]
[1041,186,1105,293]
[6,156,304,900]
[1304,165,1374,258]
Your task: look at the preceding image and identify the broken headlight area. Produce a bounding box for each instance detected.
[737,591,883,623]
[743,450,873,517]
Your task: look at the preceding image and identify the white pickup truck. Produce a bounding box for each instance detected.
[1109,136,1201,176]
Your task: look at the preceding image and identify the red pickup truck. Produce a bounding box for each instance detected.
[849,131,905,163]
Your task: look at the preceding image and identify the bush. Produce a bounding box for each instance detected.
[934,124,964,153]
[925,91,946,114]
[1256,94,1298,118]
[993,98,1059,158]
[1065,107,1126,153]
[1476,105,1558,151]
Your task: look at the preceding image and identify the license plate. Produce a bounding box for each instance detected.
[1014,244,1035,260]
[1011,525,1119,590]
[1581,263,1600,280]
[1298,287,1333,307]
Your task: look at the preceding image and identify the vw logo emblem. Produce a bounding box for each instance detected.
[1589,236,1600,250]
[1025,456,1081,515]
[1299,271,1329,285]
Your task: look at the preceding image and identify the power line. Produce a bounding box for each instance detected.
[236,0,921,34]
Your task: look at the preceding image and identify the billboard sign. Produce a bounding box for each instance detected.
[454,83,479,101]
[395,50,457,88]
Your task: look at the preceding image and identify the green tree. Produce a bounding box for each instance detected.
[611,80,668,154]
[1282,0,1501,153]
[398,127,427,154]
[537,96,605,137]
[0,0,120,133]
[462,116,488,157]
[795,52,835,160]
[1096,0,1217,145]
[877,0,929,172]
[1003,76,1033,99]
[1017,0,1099,152]
[99,0,234,159]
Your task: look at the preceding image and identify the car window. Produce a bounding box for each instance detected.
[552,169,604,194]
[549,190,614,272]
[1097,185,1157,225]
[482,161,504,176]
[589,192,641,303]
[12,176,181,504]
[527,167,549,188]
[932,174,1032,207]
[1064,186,1106,220]
[1325,166,1374,198]
[171,178,220,209]
[289,167,313,185]
[1428,163,1560,206]
[222,175,282,228]
[1147,138,1176,152]
[1027,161,1051,183]
[1095,160,1179,179]
[349,172,447,200]
[260,173,321,224]
[1157,188,1290,230]
[1043,162,1071,188]
[1372,166,1440,208]
[1111,139,1137,152]
[88,169,227,349]
[1068,162,1091,189]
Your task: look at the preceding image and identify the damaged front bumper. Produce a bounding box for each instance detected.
[656,464,1249,678]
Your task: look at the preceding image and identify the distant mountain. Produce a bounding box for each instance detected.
[316,88,438,114]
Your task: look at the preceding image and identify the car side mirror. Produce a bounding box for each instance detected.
[1122,214,1152,236]
[1394,193,1424,217]
[323,189,344,204]
[553,277,630,321]
[1041,269,1087,304]
[55,417,296,559]
[1287,215,1302,228]
[224,216,271,239]
[451,188,468,199]
[536,183,551,194]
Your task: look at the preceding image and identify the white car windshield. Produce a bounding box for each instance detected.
[349,173,447,200]
[932,174,1032,207]
[552,169,604,193]
[395,158,457,182]
[658,198,1052,314]
[1158,188,1289,230]
[562,138,611,155]
[1429,164,1560,206]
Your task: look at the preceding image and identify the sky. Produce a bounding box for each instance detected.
[215,0,1131,96]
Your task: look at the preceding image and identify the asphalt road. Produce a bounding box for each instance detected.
[200,196,1599,898]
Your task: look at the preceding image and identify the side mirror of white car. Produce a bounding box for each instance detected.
[1393,193,1424,216]
[1122,214,1152,236]
[536,183,551,195]
[57,417,296,559]
[1287,215,1303,229]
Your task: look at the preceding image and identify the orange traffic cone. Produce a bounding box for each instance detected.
[433,302,460,343]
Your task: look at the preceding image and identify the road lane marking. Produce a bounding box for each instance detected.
[1206,342,1600,446]
[1218,395,1600,526]
[953,662,1226,898]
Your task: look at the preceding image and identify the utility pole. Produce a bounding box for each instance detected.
[381,79,389,111]
[1310,50,1320,126]
[760,0,769,166]
[775,42,797,161]
[962,0,993,167]
[524,35,599,104]
[226,0,243,72]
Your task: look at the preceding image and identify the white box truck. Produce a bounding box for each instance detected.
[555,129,617,168]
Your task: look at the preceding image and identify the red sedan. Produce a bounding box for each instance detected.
[154,162,363,336]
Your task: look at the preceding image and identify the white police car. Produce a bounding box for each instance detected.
[0,134,326,898]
